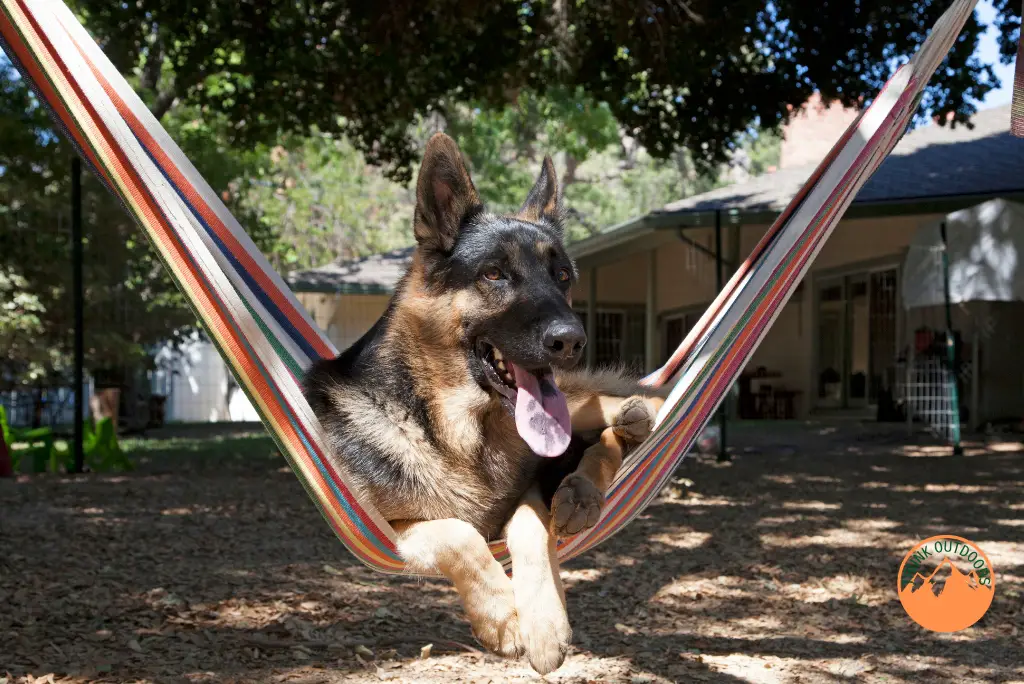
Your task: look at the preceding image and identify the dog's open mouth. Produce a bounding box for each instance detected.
[477,341,518,404]
[476,340,572,458]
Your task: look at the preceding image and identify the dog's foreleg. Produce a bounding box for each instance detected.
[551,395,664,538]
[392,519,522,658]
[504,484,571,675]
[567,391,666,434]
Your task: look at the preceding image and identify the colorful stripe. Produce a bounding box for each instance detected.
[1012,1,1024,138]
[0,0,979,574]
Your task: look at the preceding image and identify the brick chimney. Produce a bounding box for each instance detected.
[779,92,860,170]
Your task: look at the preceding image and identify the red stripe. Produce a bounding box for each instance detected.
[0,9,112,191]
[75,48,334,360]
[12,0,399,567]
[577,91,915,557]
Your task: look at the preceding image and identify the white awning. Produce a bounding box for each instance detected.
[902,198,1024,309]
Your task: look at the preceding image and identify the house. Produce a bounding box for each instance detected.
[288,98,1024,427]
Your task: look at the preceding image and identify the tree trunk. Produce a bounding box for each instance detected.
[90,388,121,433]
[562,154,579,187]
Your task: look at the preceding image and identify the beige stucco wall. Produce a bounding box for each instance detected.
[573,213,947,418]
[295,292,391,352]
[300,212,1017,423]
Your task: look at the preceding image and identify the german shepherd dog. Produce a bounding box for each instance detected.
[304,133,665,674]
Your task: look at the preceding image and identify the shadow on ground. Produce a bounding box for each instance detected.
[1,420,1022,683]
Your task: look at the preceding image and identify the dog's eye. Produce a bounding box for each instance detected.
[482,267,504,282]
[556,268,571,283]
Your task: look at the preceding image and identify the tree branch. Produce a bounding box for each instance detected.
[149,88,178,119]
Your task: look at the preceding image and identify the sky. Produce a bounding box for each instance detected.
[976,0,1016,108]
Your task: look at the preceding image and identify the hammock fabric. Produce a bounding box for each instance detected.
[0,0,1010,574]
[1013,0,1024,137]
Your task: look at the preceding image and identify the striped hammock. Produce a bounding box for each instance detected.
[0,0,1001,574]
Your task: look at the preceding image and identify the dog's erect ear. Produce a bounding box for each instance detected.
[518,155,562,228]
[414,133,482,253]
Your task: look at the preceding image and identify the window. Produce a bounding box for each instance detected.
[662,310,704,363]
[575,308,645,371]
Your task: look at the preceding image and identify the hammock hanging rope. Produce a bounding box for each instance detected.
[0,0,1005,575]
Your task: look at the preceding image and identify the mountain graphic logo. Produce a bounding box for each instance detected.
[898,535,995,632]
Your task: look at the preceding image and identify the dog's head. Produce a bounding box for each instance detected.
[410,132,585,456]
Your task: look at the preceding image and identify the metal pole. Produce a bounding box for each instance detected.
[645,250,657,373]
[939,221,963,456]
[72,156,85,473]
[715,209,730,462]
[586,268,597,368]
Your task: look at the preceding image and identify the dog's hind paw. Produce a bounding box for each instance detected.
[612,395,661,444]
[550,473,603,538]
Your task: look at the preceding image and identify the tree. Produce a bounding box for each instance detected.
[69,0,1015,183]
[241,131,417,271]
[0,60,239,390]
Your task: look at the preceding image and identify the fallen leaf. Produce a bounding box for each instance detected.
[127,638,143,653]
[420,643,433,659]
[355,645,375,659]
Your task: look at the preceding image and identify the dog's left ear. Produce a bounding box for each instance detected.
[414,133,483,253]
[519,156,562,229]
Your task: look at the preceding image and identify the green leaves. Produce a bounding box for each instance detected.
[67,0,1016,183]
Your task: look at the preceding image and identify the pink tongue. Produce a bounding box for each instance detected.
[511,362,571,457]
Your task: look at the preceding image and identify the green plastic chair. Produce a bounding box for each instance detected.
[83,417,133,472]
[0,405,55,473]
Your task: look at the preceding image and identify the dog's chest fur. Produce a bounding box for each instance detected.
[304,318,539,539]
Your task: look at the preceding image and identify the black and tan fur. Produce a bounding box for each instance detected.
[304,133,665,674]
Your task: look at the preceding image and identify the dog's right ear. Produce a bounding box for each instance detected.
[413,133,482,253]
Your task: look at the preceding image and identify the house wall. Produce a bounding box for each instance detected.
[575,213,956,419]
[295,292,392,351]
[979,302,1024,423]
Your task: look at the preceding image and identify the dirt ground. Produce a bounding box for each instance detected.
[2,420,1023,684]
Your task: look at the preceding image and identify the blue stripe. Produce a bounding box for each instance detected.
[122,131,397,564]
[133,133,323,363]
[594,212,797,540]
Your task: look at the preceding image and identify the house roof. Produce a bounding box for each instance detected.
[287,246,414,294]
[660,104,1024,215]
[289,104,1024,293]
[569,103,1024,263]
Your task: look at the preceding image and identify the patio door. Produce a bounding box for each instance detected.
[815,268,897,409]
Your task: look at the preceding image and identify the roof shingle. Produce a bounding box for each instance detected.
[289,105,1024,293]
[661,104,1024,214]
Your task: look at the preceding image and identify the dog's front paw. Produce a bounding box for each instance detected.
[612,395,661,444]
[463,578,523,659]
[519,601,571,675]
[550,473,603,538]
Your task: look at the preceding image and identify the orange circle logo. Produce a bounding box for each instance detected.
[897,535,995,632]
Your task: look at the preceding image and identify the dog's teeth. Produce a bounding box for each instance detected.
[496,360,506,371]
[493,348,503,361]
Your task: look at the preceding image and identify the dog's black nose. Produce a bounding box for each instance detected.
[543,321,586,363]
